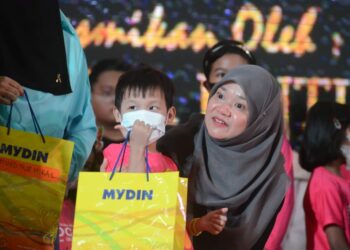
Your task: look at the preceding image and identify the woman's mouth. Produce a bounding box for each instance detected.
[212,117,227,127]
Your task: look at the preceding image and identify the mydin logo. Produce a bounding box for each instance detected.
[0,143,48,163]
[102,189,153,200]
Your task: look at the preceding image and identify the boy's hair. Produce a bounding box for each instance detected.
[202,39,257,79]
[89,58,132,90]
[299,101,350,172]
[114,66,175,111]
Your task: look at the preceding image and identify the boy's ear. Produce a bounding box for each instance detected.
[166,106,176,125]
[113,107,122,123]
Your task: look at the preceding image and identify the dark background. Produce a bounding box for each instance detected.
[59,0,350,147]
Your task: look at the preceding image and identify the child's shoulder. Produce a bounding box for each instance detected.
[146,151,178,172]
[312,166,331,176]
[159,153,178,171]
[309,167,344,193]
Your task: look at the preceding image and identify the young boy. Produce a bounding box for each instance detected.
[100,66,194,249]
[100,67,228,249]
[100,66,177,173]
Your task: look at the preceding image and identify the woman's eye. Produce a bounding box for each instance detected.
[215,92,224,99]
[235,103,246,110]
[129,105,136,110]
[216,72,225,78]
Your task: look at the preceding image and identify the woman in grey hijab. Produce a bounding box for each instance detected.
[186,64,288,249]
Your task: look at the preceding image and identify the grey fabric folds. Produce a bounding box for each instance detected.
[186,65,288,249]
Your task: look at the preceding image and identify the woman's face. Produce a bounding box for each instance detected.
[92,70,124,125]
[208,53,249,88]
[205,83,249,140]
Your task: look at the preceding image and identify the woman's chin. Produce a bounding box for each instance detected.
[207,129,227,140]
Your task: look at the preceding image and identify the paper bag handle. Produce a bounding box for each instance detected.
[109,130,151,181]
[6,90,46,143]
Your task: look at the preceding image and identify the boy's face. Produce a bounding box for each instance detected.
[115,87,175,124]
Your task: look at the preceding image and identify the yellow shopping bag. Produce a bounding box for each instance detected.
[175,177,189,250]
[72,171,188,250]
[0,92,74,249]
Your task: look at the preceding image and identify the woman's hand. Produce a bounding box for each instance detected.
[0,76,24,104]
[197,208,228,235]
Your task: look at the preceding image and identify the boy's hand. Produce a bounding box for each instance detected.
[126,120,153,173]
[114,120,153,146]
[197,208,228,235]
[129,120,153,148]
[0,76,24,105]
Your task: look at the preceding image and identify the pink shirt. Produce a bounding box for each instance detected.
[104,143,178,173]
[304,166,350,250]
[265,136,295,250]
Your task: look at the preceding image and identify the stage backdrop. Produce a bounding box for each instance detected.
[59,0,350,146]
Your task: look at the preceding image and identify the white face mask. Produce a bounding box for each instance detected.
[121,110,166,144]
[341,144,350,170]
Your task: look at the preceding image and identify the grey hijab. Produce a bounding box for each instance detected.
[186,65,288,249]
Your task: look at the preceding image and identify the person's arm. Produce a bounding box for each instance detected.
[0,76,24,104]
[311,173,349,250]
[187,208,228,236]
[128,120,152,172]
[325,225,350,250]
[61,17,97,182]
[64,68,96,182]
[100,158,108,172]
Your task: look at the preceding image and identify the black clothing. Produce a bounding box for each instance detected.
[0,0,71,95]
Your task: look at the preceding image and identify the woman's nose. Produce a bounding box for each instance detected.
[217,104,231,117]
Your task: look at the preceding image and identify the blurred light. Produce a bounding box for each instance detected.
[178,97,188,104]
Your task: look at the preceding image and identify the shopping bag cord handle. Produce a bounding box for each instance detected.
[6,102,13,135]
[145,146,151,181]
[109,130,151,181]
[6,90,46,143]
[118,133,128,173]
[109,130,130,180]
